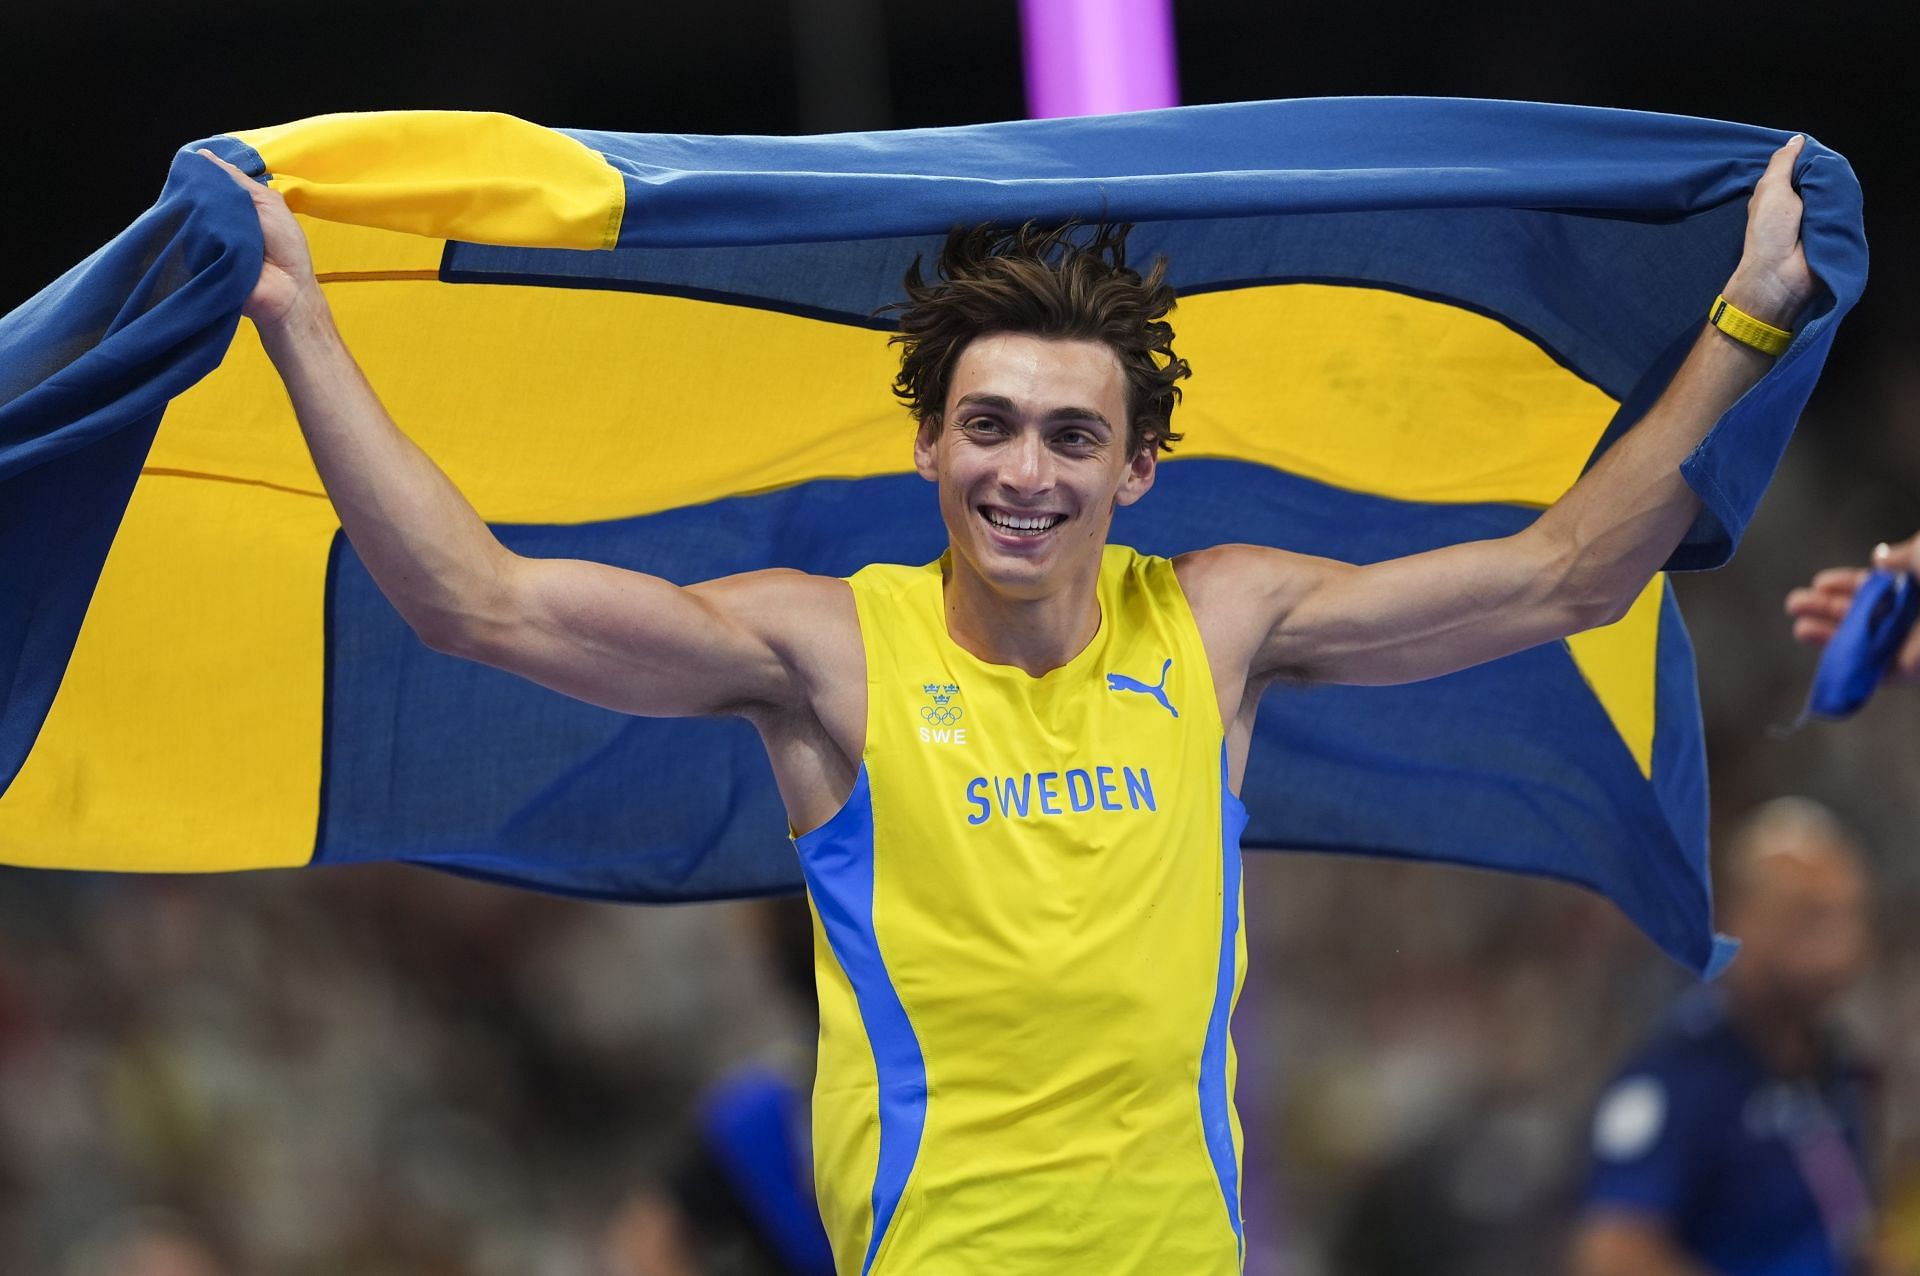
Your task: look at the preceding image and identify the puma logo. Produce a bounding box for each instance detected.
[1106,658,1178,718]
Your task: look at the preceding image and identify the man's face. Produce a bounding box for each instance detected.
[914,332,1154,598]
[1727,842,1871,1020]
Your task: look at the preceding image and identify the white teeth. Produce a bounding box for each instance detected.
[983,509,1063,534]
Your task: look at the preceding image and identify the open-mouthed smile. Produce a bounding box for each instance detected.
[979,505,1068,538]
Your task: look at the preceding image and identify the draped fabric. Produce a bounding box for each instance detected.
[0,99,1867,974]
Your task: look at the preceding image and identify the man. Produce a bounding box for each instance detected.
[197,134,1811,1274]
[1571,798,1884,1276]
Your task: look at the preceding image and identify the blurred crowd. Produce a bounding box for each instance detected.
[6,790,1917,1275]
[0,866,819,1275]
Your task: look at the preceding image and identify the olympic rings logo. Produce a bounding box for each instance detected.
[920,704,964,727]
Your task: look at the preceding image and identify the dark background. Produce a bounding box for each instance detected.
[5,4,1916,1274]
[6,0,1908,365]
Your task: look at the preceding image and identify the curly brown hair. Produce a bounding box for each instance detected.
[876,220,1190,455]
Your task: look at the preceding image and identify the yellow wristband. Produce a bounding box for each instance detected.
[1709,294,1794,357]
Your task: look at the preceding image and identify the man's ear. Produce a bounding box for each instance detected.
[913,413,942,482]
[1115,440,1158,507]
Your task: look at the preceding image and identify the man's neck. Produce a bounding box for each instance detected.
[1724,978,1823,1077]
[941,552,1104,676]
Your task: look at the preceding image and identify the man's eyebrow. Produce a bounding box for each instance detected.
[953,393,1113,430]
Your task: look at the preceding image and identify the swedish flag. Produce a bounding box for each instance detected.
[0,99,1866,974]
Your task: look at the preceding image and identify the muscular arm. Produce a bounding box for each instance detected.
[203,150,833,721]
[1192,135,1816,688]
[1570,1214,1713,1276]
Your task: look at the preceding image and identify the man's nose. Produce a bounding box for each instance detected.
[1002,431,1053,495]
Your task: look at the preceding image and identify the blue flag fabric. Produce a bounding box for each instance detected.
[0,99,1867,975]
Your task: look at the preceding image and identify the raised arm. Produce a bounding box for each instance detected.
[1189,136,1816,688]
[199,150,840,722]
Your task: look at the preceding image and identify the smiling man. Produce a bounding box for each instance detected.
[202,136,1812,1275]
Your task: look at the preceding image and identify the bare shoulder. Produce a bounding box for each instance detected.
[1173,542,1366,706]
[1173,543,1326,653]
[691,568,866,772]
[690,569,867,826]
[688,567,862,693]
[687,566,855,628]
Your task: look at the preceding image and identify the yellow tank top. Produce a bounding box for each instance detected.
[793,544,1249,1275]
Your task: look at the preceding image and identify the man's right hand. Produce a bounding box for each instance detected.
[1785,533,1920,683]
[197,148,319,330]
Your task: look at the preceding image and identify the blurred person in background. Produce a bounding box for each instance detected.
[1787,535,1920,684]
[1571,797,1894,1276]
[602,897,835,1276]
[601,1065,833,1276]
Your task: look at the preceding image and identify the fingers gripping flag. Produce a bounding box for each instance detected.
[0,101,1866,974]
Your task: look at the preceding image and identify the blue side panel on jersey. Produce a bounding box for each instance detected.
[791,765,928,1275]
[1200,748,1249,1254]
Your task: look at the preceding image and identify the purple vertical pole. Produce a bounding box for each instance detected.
[1020,0,1181,119]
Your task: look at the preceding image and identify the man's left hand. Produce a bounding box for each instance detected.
[1723,134,1815,330]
